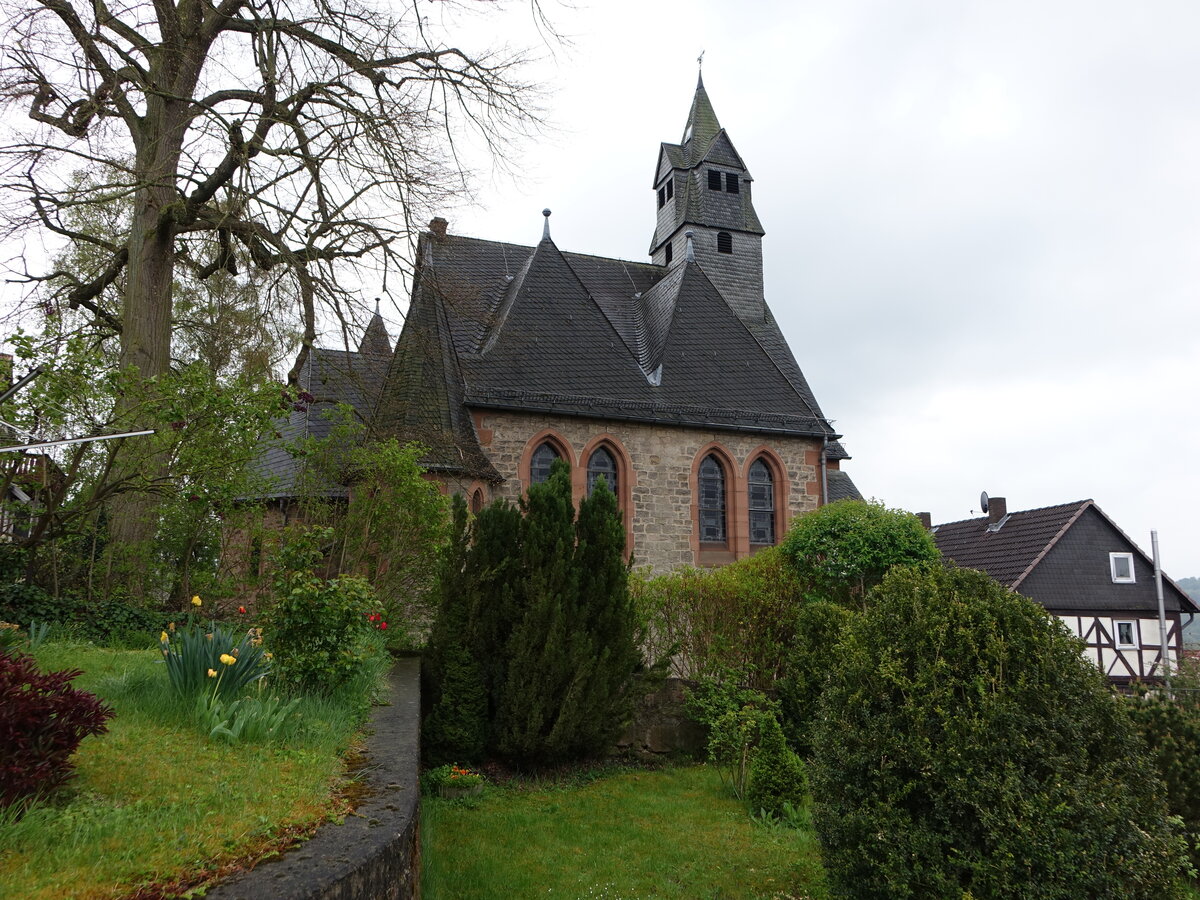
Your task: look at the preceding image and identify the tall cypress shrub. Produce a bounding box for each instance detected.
[495,462,580,762]
[422,496,487,764]
[563,474,638,756]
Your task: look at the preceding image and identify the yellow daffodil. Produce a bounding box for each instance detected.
[264,652,273,661]
[191,595,202,607]
[207,668,217,678]
[160,631,168,643]
[219,653,236,666]
[168,621,176,632]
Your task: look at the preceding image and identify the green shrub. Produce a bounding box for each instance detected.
[0,583,165,646]
[266,526,385,693]
[1127,659,1200,869]
[195,693,300,744]
[632,546,803,689]
[812,563,1189,900]
[686,673,778,800]
[779,500,939,610]
[0,650,114,808]
[746,715,807,819]
[776,600,855,756]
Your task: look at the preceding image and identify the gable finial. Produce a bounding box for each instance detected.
[374,296,381,316]
[685,230,695,262]
[542,208,552,242]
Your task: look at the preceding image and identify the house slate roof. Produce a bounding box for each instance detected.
[933,500,1199,615]
[370,226,846,478]
[251,312,393,498]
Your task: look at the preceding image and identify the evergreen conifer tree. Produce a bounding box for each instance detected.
[422,495,488,764]
[496,462,580,762]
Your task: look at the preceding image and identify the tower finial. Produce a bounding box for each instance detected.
[697,50,705,88]
[685,230,695,262]
[373,296,381,315]
[542,208,552,242]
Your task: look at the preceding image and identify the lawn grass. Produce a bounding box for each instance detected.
[0,641,378,900]
[421,764,829,900]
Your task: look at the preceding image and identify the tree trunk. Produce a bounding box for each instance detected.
[104,92,189,600]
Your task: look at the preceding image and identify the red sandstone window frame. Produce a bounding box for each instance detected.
[519,430,575,492]
[578,434,634,557]
[743,448,790,550]
[691,444,738,566]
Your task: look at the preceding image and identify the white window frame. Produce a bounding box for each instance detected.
[1115,620,1137,648]
[1109,552,1135,584]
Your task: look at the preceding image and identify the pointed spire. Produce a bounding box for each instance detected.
[682,68,721,150]
[542,208,552,242]
[358,299,391,356]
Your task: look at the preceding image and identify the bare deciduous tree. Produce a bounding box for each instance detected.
[0,0,544,563]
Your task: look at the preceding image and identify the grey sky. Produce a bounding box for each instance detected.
[440,0,1200,576]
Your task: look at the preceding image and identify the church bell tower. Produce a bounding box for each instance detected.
[649,73,767,323]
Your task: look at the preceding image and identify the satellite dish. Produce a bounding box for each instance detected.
[980,492,990,514]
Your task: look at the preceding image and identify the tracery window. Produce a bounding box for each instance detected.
[748,458,776,546]
[587,446,618,497]
[698,454,727,544]
[530,441,561,484]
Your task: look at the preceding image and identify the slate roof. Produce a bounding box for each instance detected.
[827,470,863,502]
[251,312,392,498]
[933,500,1199,615]
[370,227,842,474]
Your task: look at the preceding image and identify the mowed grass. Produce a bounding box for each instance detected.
[422,764,829,900]
[0,642,374,900]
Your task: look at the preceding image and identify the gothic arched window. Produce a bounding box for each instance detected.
[587,446,618,497]
[530,441,560,484]
[748,458,776,546]
[470,488,485,514]
[698,454,727,544]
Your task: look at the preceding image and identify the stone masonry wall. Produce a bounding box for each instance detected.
[470,408,823,573]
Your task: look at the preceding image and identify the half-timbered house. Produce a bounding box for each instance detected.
[933,497,1199,684]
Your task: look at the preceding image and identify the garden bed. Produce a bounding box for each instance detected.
[0,642,374,900]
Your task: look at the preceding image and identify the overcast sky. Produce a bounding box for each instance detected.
[416,0,1200,577]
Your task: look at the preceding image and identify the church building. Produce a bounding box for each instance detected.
[366,75,860,571]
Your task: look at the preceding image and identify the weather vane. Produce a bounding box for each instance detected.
[697,50,705,69]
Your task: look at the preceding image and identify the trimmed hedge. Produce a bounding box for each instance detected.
[812,564,1189,899]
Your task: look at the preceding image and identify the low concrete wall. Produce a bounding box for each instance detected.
[206,656,422,900]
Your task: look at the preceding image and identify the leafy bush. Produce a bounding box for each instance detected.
[686,673,778,801]
[266,526,384,693]
[746,715,807,820]
[779,499,939,610]
[0,583,165,646]
[1127,658,1200,869]
[812,563,1189,900]
[159,620,271,700]
[776,600,855,756]
[632,546,803,689]
[0,651,114,807]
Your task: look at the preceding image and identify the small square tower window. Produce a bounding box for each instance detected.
[725,173,740,193]
[1110,552,1135,583]
[708,170,722,190]
[1116,620,1136,647]
[716,231,733,254]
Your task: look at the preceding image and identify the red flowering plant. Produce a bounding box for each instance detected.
[422,762,485,794]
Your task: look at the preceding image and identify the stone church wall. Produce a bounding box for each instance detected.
[469,408,824,573]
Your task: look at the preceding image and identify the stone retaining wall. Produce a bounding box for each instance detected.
[205,656,422,900]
